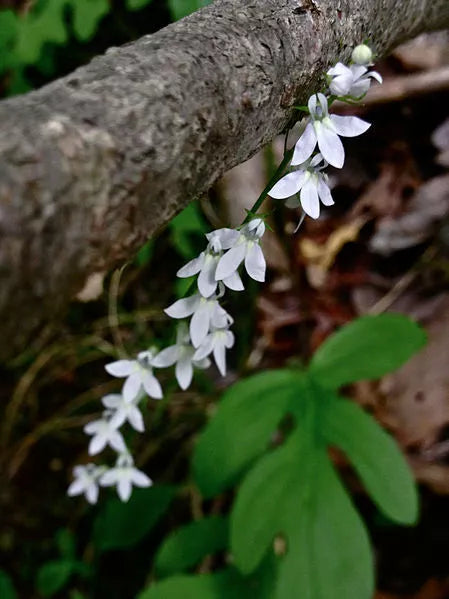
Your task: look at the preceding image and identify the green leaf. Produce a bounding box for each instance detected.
[167,0,213,21]
[169,202,208,259]
[193,369,304,497]
[126,0,154,10]
[231,431,307,574]
[139,564,275,599]
[275,453,374,599]
[72,0,109,42]
[310,313,426,389]
[56,529,75,560]
[0,570,17,599]
[94,485,176,552]
[36,560,74,597]
[321,397,418,524]
[155,516,229,577]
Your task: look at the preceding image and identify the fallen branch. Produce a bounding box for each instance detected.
[0,0,448,361]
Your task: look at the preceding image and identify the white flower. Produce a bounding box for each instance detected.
[84,417,127,455]
[102,393,144,432]
[269,154,334,219]
[177,228,243,298]
[99,454,152,502]
[165,289,232,348]
[193,326,235,376]
[215,218,266,283]
[67,464,104,504]
[351,44,373,65]
[327,62,382,98]
[152,323,210,390]
[105,350,163,402]
[292,93,371,169]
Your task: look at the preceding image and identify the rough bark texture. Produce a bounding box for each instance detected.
[0,0,449,361]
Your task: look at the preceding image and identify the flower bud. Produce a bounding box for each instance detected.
[351,44,373,65]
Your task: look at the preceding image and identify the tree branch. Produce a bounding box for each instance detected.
[0,0,448,361]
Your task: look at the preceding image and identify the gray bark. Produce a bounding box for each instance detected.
[0,0,448,361]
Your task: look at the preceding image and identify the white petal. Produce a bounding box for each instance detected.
[350,64,368,79]
[317,178,334,207]
[165,294,200,319]
[193,335,214,360]
[215,243,246,281]
[84,420,102,435]
[197,256,218,298]
[141,371,163,400]
[130,469,152,488]
[176,253,205,278]
[244,243,266,282]
[101,394,122,409]
[315,121,345,168]
[175,358,193,390]
[151,345,180,368]
[269,171,306,199]
[206,228,240,250]
[213,341,227,376]
[300,179,320,219]
[329,114,371,137]
[190,302,212,348]
[224,330,235,348]
[211,304,232,329]
[117,477,132,502]
[99,470,118,486]
[123,372,142,403]
[223,270,244,292]
[109,430,126,453]
[369,70,383,84]
[110,410,127,429]
[291,122,316,166]
[128,406,145,432]
[88,434,107,456]
[327,62,349,77]
[350,80,371,97]
[67,479,85,496]
[105,360,136,377]
[86,483,99,504]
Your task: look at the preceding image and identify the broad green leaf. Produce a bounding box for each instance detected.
[126,0,154,10]
[310,313,426,389]
[155,516,229,577]
[36,560,74,597]
[0,10,17,71]
[321,397,418,524]
[169,203,208,259]
[72,0,109,42]
[139,564,275,599]
[275,453,374,599]
[193,369,304,497]
[0,569,17,599]
[167,0,213,21]
[231,431,307,574]
[94,485,175,552]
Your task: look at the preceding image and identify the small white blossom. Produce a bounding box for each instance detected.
[105,350,163,402]
[193,325,235,376]
[327,62,382,98]
[102,393,145,432]
[215,218,266,283]
[67,464,105,504]
[177,228,243,298]
[165,288,232,348]
[152,323,210,390]
[84,417,127,455]
[292,93,370,169]
[269,153,334,219]
[100,453,152,502]
[352,44,373,65]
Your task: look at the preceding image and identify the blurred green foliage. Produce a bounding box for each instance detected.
[0,0,213,95]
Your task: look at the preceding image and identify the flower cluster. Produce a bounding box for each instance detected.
[269,44,382,221]
[68,220,266,503]
[68,44,381,505]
